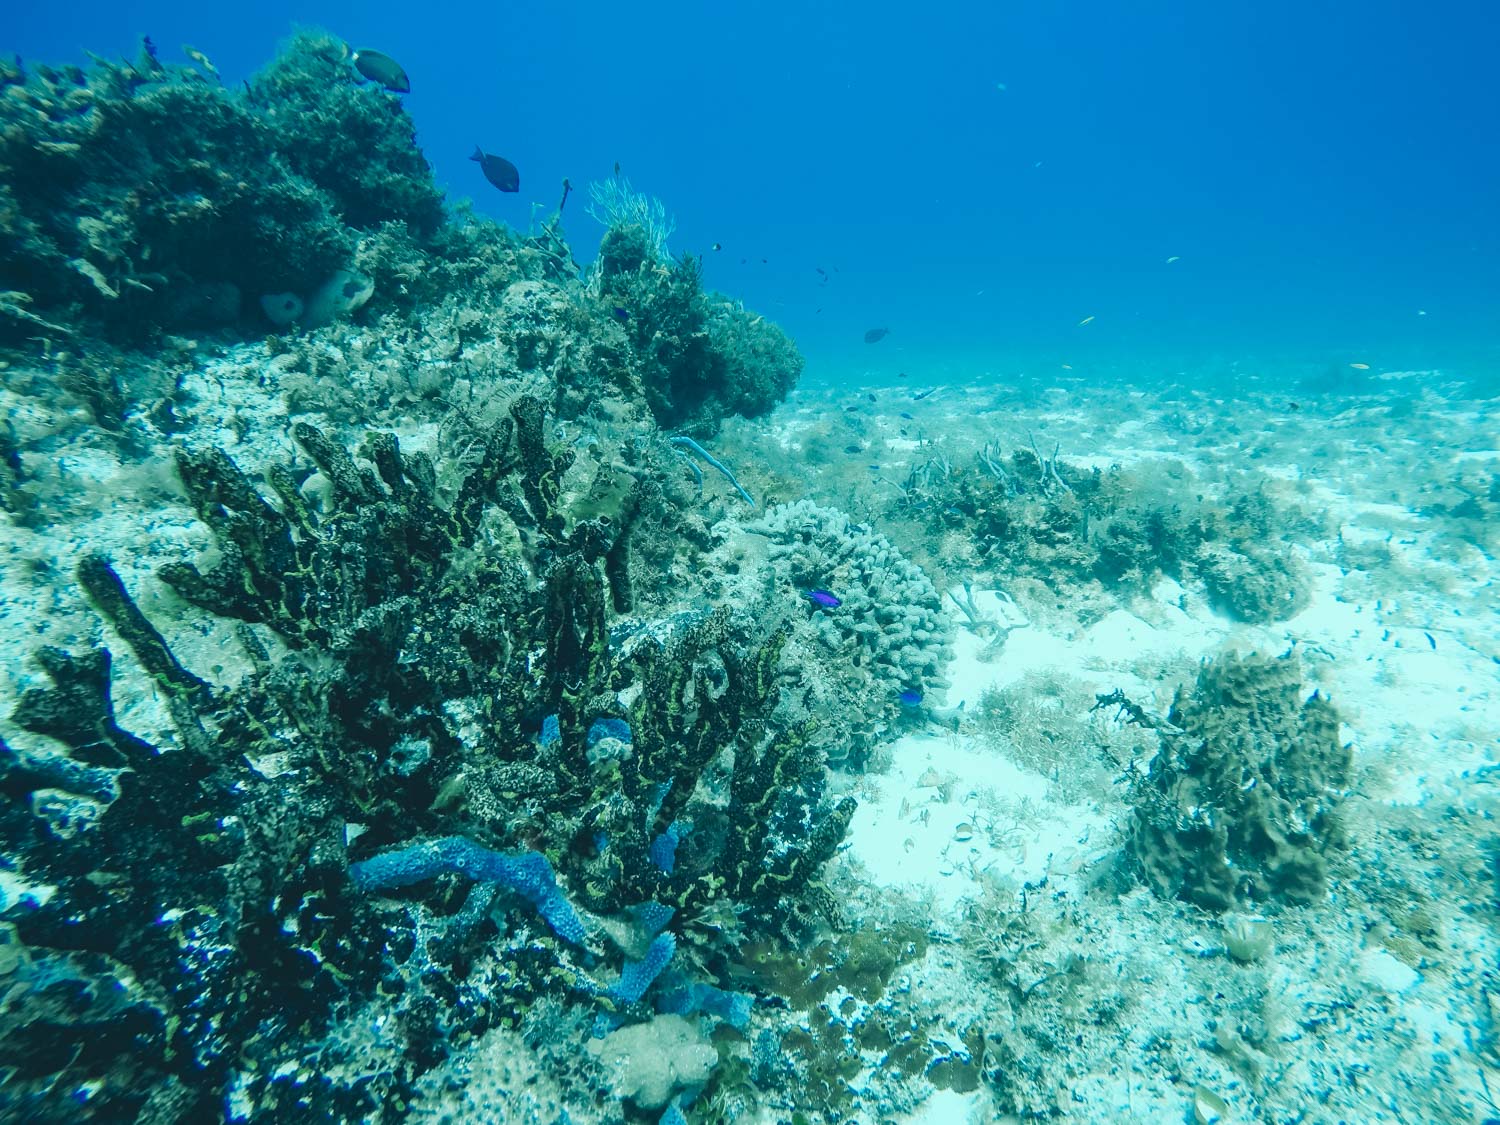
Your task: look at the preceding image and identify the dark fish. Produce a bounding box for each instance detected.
[897,689,923,707]
[807,590,842,609]
[614,161,621,176]
[844,444,862,454]
[1425,631,1436,649]
[612,306,629,321]
[897,371,908,378]
[471,146,520,192]
[711,242,722,251]
[864,327,889,344]
[866,393,876,403]
[899,412,912,419]
[912,388,937,400]
[352,48,409,93]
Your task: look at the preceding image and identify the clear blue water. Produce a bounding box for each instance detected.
[8,0,1497,382]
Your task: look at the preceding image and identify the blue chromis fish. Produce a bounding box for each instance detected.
[897,689,923,707]
[612,306,630,320]
[806,590,841,609]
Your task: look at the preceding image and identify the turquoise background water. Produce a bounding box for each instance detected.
[7,0,1497,381]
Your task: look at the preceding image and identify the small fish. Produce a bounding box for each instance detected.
[844,444,862,454]
[899,412,912,419]
[866,393,876,403]
[912,388,937,401]
[897,689,923,707]
[897,371,908,378]
[351,48,410,93]
[612,306,629,321]
[1349,362,1370,370]
[1165,255,1180,263]
[614,161,621,176]
[864,327,890,344]
[807,590,842,609]
[471,146,520,192]
[711,242,722,251]
[1078,315,1095,326]
[1424,631,1436,649]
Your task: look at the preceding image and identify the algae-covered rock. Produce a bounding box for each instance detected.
[1199,543,1311,624]
[0,31,441,342]
[1127,650,1350,913]
[594,229,801,433]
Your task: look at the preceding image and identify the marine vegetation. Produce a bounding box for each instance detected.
[887,440,1313,622]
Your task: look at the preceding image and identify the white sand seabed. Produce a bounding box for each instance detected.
[845,535,1496,920]
[818,402,1498,1121]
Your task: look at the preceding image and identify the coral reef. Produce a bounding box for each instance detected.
[591,222,802,433]
[0,412,856,1118]
[0,32,441,342]
[744,500,955,761]
[1117,650,1351,913]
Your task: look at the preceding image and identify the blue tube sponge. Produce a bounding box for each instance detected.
[647,821,683,873]
[349,835,586,945]
[658,982,755,1030]
[610,931,676,1003]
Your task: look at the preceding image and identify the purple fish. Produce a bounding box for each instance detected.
[806,589,841,609]
[897,689,923,707]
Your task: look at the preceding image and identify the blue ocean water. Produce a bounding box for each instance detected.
[8,0,1497,383]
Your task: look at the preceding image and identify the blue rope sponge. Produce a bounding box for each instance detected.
[349,835,586,945]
